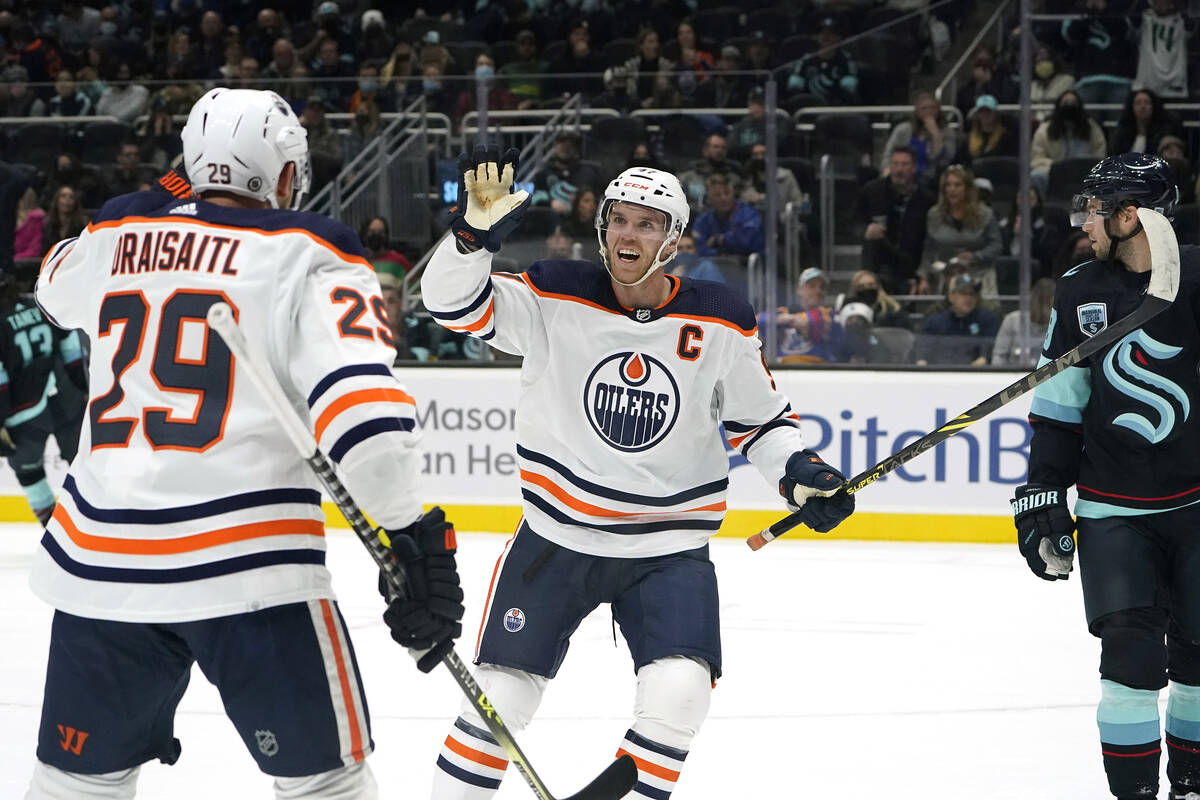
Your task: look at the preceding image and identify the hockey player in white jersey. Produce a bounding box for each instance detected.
[25,88,464,799]
[421,145,856,799]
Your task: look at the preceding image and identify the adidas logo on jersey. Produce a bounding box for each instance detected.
[171,203,198,216]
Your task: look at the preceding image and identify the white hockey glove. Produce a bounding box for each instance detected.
[449,144,531,253]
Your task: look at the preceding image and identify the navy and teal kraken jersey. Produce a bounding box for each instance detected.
[0,297,82,427]
[1028,245,1200,517]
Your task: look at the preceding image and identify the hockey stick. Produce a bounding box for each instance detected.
[748,207,1181,550]
[206,303,636,800]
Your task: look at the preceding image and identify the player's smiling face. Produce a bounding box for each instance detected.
[604,201,669,279]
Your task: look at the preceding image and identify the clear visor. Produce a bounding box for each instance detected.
[596,199,670,242]
[290,152,312,210]
[1069,193,1114,227]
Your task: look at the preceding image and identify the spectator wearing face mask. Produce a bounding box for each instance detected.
[350,61,391,113]
[1031,90,1107,195]
[1029,45,1076,111]
[455,52,517,129]
[740,143,806,221]
[835,270,910,329]
[361,216,412,276]
[914,273,999,366]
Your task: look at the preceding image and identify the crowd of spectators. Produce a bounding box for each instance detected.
[1,0,1199,368]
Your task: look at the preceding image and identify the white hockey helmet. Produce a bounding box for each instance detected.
[596,167,690,286]
[181,88,311,209]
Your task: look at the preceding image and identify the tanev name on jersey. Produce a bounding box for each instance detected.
[110,230,243,277]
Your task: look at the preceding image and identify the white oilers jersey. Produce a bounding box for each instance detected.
[33,191,423,622]
[1135,10,1188,97]
[422,238,804,557]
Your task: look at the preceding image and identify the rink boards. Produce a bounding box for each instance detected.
[0,368,1034,544]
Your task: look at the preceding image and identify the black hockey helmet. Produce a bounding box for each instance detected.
[1069,152,1179,227]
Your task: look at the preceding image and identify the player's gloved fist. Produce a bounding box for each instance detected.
[779,450,855,533]
[449,143,531,253]
[378,506,465,672]
[1011,483,1075,581]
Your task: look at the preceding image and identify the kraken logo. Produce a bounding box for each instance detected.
[1102,330,1190,444]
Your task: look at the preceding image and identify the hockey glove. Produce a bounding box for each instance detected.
[449,144,531,253]
[779,450,855,533]
[1011,483,1075,581]
[379,506,465,672]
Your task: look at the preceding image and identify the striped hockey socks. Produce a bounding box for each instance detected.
[616,728,688,799]
[432,716,509,798]
[1098,679,1161,799]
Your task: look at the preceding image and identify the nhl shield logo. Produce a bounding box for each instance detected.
[1077,302,1107,337]
[635,308,651,322]
[255,729,279,757]
[583,352,681,452]
[504,607,526,632]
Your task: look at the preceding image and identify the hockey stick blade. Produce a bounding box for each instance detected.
[748,208,1180,550]
[206,303,637,800]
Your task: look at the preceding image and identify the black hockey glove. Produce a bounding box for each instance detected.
[378,506,465,672]
[1011,483,1075,581]
[779,450,855,533]
[449,144,532,253]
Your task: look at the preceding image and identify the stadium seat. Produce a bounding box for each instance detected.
[691,7,742,44]
[971,155,1020,209]
[812,113,873,162]
[8,122,72,173]
[600,38,636,67]
[869,327,916,364]
[81,120,132,165]
[1174,203,1199,246]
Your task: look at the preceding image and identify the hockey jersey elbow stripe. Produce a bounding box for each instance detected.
[63,475,321,524]
[314,388,416,442]
[521,470,726,518]
[426,281,492,321]
[308,363,394,407]
[442,300,494,333]
[328,417,415,463]
[1029,397,1084,425]
[517,445,727,506]
[39,237,76,281]
[40,531,325,583]
[53,504,324,555]
[738,417,801,455]
[522,490,723,534]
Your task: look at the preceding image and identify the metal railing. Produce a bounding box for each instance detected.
[304,96,438,248]
[401,94,588,311]
[935,0,1016,107]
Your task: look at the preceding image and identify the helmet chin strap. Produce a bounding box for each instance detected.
[600,238,676,288]
[1101,213,1144,262]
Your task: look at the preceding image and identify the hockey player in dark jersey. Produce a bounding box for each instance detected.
[0,270,86,524]
[1013,152,1200,800]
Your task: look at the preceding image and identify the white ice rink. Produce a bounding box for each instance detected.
[0,523,1133,799]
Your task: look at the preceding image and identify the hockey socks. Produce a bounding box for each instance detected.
[432,716,509,798]
[1168,682,1200,794]
[616,728,688,799]
[1098,679,1162,798]
[19,476,54,526]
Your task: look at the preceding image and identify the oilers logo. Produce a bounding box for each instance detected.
[584,352,680,452]
[504,607,526,632]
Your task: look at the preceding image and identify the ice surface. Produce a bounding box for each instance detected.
[0,525,1126,798]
